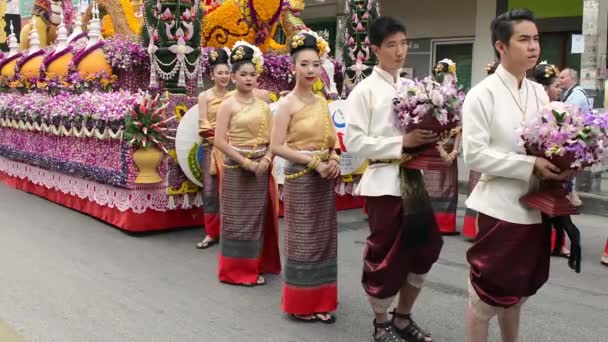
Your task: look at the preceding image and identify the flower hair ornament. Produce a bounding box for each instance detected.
[539,60,559,79]
[434,58,458,84]
[230,40,264,74]
[485,61,498,75]
[435,58,457,75]
[209,47,231,64]
[290,30,331,58]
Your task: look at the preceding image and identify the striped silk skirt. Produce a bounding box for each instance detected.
[218,148,281,285]
[462,170,481,240]
[281,163,338,315]
[201,144,221,239]
[423,164,459,235]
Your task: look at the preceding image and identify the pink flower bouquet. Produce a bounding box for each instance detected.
[392,76,465,169]
[520,101,608,215]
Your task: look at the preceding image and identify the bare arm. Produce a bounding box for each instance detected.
[254,88,272,103]
[214,99,254,169]
[198,91,209,122]
[198,91,213,141]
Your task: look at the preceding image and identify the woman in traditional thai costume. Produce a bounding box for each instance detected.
[214,41,281,286]
[271,31,340,323]
[196,48,231,250]
[533,62,575,259]
[424,59,461,235]
[462,61,498,240]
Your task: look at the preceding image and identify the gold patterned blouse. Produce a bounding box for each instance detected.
[227,98,272,148]
[199,95,223,139]
[286,95,338,152]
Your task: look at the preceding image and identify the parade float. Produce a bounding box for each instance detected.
[0,0,363,232]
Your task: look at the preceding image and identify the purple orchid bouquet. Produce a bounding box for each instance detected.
[102,37,150,71]
[520,102,608,169]
[393,76,463,131]
[392,76,464,169]
[519,101,608,215]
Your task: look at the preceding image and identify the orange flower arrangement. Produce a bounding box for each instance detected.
[201,0,282,52]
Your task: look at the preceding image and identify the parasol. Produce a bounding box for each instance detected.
[175,104,204,187]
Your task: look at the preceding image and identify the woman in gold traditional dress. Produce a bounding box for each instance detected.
[271,31,340,322]
[214,41,281,286]
[196,48,231,250]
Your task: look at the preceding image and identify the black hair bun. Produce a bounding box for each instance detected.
[209,48,229,66]
[230,44,255,63]
[433,62,450,76]
[290,33,319,56]
[533,62,559,86]
[486,61,498,75]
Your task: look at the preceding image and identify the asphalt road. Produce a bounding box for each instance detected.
[1,183,607,342]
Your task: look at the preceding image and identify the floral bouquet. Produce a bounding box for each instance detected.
[392,76,465,169]
[519,102,608,215]
[124,92,172,153]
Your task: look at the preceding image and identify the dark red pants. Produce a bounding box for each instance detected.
[362,195,443,299]
[467,213,551,308]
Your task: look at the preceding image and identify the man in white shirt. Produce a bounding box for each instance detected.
[462,9,571,342]
[346,17,443,342]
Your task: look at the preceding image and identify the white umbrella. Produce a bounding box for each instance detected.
[175,104,203,187]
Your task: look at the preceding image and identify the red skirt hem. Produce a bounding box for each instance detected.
[217,256,261,284]
[435,213,457,234]
[462,215,477,239]
[281,283,338,315]
[203,213,220,239]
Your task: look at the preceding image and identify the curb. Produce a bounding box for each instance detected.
[457,181,608,217]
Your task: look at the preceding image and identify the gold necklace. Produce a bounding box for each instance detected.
[496,73,529,123]
[211,87,226,99]
[234,95,255,106]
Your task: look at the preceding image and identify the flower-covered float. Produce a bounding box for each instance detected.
[0,0,361,232]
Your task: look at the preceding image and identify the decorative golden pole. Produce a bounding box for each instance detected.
[0,0,7,45]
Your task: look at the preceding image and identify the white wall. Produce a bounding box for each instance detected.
[471,0,497,85]
[302,0,341,20]
[382,0,477,39]
[302,0,477,39]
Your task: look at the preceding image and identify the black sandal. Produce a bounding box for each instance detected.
[373,320,405,342]
[390,310,432,342]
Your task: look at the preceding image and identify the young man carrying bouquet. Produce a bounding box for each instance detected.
[345,16,443,342]
[462,9,572,342]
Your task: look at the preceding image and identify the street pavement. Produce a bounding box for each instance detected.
[1,183,607,342]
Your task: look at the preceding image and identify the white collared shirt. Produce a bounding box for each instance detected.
[345,66,405,197]
[463,64,549,224]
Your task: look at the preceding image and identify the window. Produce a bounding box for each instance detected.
[433,41,474,91]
